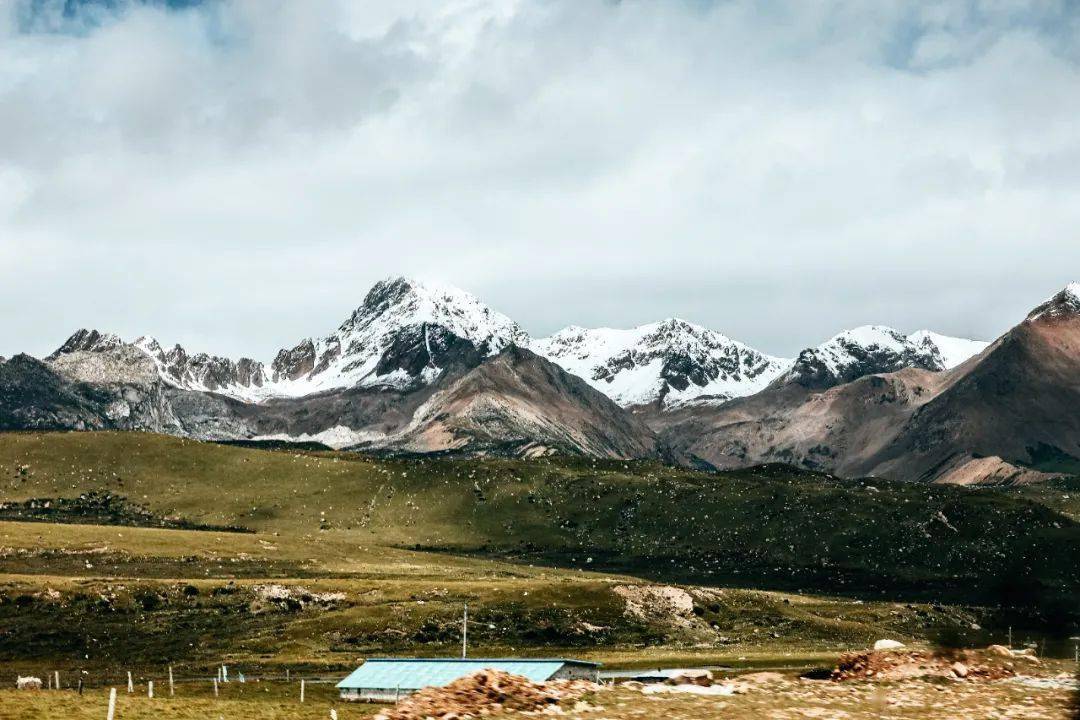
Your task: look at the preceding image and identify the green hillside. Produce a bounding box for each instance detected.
[1,431,1076,602]
[0,431,1078,674]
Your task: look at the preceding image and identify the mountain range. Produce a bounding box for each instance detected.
[2,277,1076,484]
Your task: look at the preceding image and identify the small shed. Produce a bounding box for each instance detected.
[336,658,601,702]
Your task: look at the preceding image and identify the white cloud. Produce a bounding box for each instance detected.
[2,0,1080,361]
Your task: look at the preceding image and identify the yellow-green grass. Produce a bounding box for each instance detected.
[0,431,1077,677]
[2,431,1077,599]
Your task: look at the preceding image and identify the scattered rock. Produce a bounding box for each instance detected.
[371,670,599,720]
[986,645,1013,657]
[873,639,905,651]
[832,649,1015,683]
[250,583,346,614]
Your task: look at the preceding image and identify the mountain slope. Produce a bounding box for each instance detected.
[16,332,661,460]
[865,283,1080,482]
[654,284,1079,483]
[1,431,1077,609]
[0,352,254,439]
[533,319,790,408]
[365,346,662,458]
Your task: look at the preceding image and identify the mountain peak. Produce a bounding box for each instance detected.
[267,277,528,396]
[785,325,987,389]
[533,320,790,408]
[52,328,124,357]
[345,276,526,344]
[1028,282,1080,321]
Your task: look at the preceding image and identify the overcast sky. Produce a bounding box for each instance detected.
[2,0,1080,360]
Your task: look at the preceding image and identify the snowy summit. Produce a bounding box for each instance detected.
[1028,282,1080,320]
[533,319,791,408]
[784,325,988,388]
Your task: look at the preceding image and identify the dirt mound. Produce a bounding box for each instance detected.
[832,649,1016,682]
[373,670,600,720]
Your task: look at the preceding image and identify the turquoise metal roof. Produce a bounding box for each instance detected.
[336,658,597,690]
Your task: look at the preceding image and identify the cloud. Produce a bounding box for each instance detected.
[2,0,1080,360]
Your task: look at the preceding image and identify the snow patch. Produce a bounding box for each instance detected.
[906,330,988,369]
[251,425,388,450]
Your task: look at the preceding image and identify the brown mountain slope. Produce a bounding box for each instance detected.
[866,294,1080,481]
[2,346,661,460]
[372,346,662,458]
[653,285,1080,483]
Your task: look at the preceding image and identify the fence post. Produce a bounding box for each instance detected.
[55,671,60,690]
[106,688,117,720]
[77,678,83,695]
[168,666,174,697]
[127,671,133,693]
[148,680,153,699]
[300,679,305,703]
[213,678,219,697]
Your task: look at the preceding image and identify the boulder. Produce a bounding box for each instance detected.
[16,676,43,690]
[951,662,969,678]
[872,639,905,651]
[666,669,713,687]
[986,645,1013,657]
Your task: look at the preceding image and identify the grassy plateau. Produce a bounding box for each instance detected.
[0,431,1077,718]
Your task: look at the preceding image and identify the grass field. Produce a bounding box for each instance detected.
[0,431,1077,687]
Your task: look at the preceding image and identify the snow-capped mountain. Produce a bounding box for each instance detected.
[1028,282,1080,321]
[51,277,528,401]
[783,325,989,389]
[46,278,990,412]
[658,282,1080,484]
[263,277,528,398]
[533,319,791,408]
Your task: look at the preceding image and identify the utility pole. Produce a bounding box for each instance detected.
[462,603,468,659]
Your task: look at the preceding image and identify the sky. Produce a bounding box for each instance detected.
[2,0,1080,361]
